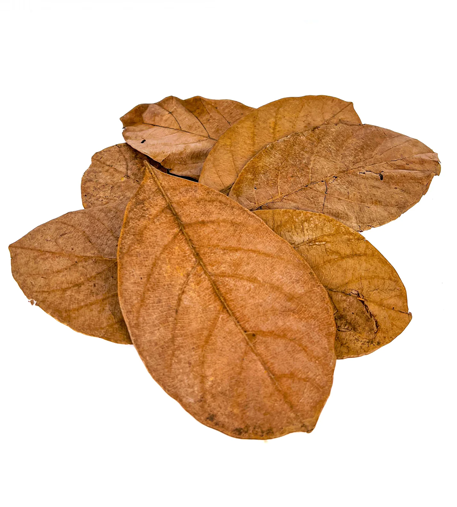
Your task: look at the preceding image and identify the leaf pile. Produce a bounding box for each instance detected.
[9,94,440,439]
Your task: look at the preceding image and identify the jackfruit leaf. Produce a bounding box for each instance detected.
[231,123,440,231]
[81,143,165,209]
[9,199,131,344]
[117,165,336,439]
[256,209,412,358]
[199,95,361,193]
[121,96,254,180]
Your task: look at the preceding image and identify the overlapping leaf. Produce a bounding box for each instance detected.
[117,165,336,439]
[199,95,361,193]
[9,200,131,344]
[8,91,441,439]
[230,123,440,231]
[256,210,412,358]
[121,96,253,179]
[81,143,165,208]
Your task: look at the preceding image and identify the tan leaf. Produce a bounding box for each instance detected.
[199,95,361,193]
[9,200,131,344]
[81,143,166,209]
[256,209,412,358]
[118,165,336,439]
[121,96,254,180]
[230,123,440,231]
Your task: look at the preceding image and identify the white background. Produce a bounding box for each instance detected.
[1,1,455,506]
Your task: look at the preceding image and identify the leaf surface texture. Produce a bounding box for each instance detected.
[121,96,253,179]
[230,124,440,230]
[10,200,130,344]
[81,143,155,208]
[199,95,361,192]
[118,166,336,439]
[256,210,412,358]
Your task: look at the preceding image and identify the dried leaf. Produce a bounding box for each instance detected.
[9,200,130,344]
[81,143,166,209]
[121,96,254,180]
[256,209,412,358]
[199,95,361,193]
[118,165,336,439]
[230,123,441,231]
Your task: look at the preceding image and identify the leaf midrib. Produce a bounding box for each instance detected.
[147,164,306,428]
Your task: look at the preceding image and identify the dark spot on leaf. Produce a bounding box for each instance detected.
[233,427,248,436]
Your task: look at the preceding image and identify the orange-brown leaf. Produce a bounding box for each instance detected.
[199,95,361,193]
[9,200,131,344]
[121,96,253,180]
[81,143,165,209]
[230,123,440,231]
[256,210,412,358]
[117,166,336,439]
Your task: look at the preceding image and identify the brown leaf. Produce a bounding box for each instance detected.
[117,165,336,439]
[9,200,131,344]
[121,96,254,180]
[230,123,441,231]
[256,209,412,358]
[81,143,165,209]
[199,95,361,193]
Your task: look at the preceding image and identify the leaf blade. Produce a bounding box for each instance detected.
[121,96,254,179]
[9,200,131,344]
[255,209,412,358]
[81,143,165,209]
[230,124,440,231]
[199,95,361,192]
[118,166,336,439]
